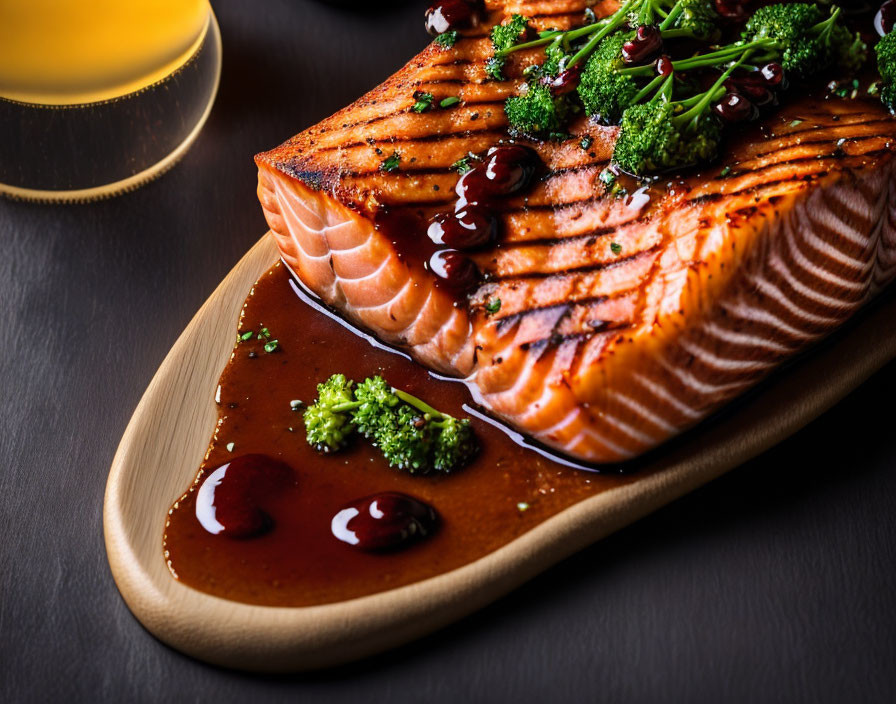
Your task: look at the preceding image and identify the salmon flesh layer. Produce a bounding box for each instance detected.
[256,0,896,463]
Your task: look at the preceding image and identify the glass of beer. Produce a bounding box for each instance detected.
[0,0,221,202]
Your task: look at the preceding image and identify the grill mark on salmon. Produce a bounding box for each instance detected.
[256,0,896,463]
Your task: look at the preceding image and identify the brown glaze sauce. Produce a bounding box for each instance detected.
[164,262,638,607]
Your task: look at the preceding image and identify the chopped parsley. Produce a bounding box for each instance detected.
[579,136,593,150]
[599,168,616,188]
[485,298,502,315]
[257,327,270,340]
[412,92,434,113]
[610,242,623,255]
[451,156,474,174]
[264,339,279,353]
[380,151,401,173]
[720,165,732,177]
[434,30,459,48]
[440,96,460,108]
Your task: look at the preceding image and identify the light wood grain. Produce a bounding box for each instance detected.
[103,231,896,672]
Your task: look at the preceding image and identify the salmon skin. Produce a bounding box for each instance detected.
[255,1,896,464]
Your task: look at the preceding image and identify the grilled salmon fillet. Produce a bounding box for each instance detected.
[256,0,896,463]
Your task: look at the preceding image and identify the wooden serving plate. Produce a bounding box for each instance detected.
[104,232,896,672]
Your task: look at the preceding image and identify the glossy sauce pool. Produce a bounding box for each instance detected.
[164,262,639,607]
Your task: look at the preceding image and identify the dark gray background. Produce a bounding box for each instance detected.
[2,1,894,701]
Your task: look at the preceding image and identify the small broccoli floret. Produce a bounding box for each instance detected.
[392,387,480,474]
[303,374,478,473]
[613,101,722,175]
[505,82,571,136]
[431,417,477,473]
[491,14,531,52]
[612,64,733,176]
[876,31,896,113]
[488,14,531,80]
[577,32,640,124]
[742,4,866,78]
[303,374,356,452]
[373,404,433,473]
[352,375,399,439]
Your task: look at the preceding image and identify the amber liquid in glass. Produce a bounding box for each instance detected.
[0,0,222,201]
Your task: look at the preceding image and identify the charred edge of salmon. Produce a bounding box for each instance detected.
[471,156,896,462]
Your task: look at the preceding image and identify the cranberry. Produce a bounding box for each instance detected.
[621,25,664,65]
[760,62,785,88]
[427,205,497,249]
[726,72,775,107]
[714,0,749,21]
[424,0,476,36]
[542,65,582,95]
[656,54,674,77]
[876,0,896,36]
[714,92,759,123]
[428,249,479,289]
[195,455,294,539]
[455,144,538,201]
[331,492,438,551]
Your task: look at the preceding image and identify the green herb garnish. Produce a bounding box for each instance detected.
[380,152,401,173]
[434,30,459,48]
[412,92,434,113]
[485,298,502,315]
[264,339,279,353]
[440,96,460,108]
[610,242,623,255]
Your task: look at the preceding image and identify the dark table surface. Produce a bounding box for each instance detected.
[2,1,895,702]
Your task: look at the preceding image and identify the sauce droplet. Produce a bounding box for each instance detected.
[877,0,896,36]
[195,454,294,539]
[424,0,477,36]
[331,492,439,551]
[428,249,479,289]
[427,205,497,249]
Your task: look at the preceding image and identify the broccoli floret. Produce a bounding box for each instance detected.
[742,4,866,78]
[431,417,477,473]
[613,101,722,175]
[612,65,730,176]
[373,404,433,473]
[505,82,571,136]
[578,32,640,124]
[876,31,896,113]
[351,375,400,439]
[303,374,356,452]
[491,14,531,52]
[488,14,531,81]
[303,374,477,473]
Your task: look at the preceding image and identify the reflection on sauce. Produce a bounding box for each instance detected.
[164,263,638,607]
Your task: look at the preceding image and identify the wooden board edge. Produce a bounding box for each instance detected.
[103,232,896,672]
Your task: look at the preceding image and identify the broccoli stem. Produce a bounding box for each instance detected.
[812,6,841,43]
[631,72,669,104]
[621,38,778,77]
[496,20,606,57]
[391,387,445,421]
[567,0,638,68]
[672,54,749,131]
[659,1,685,30]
